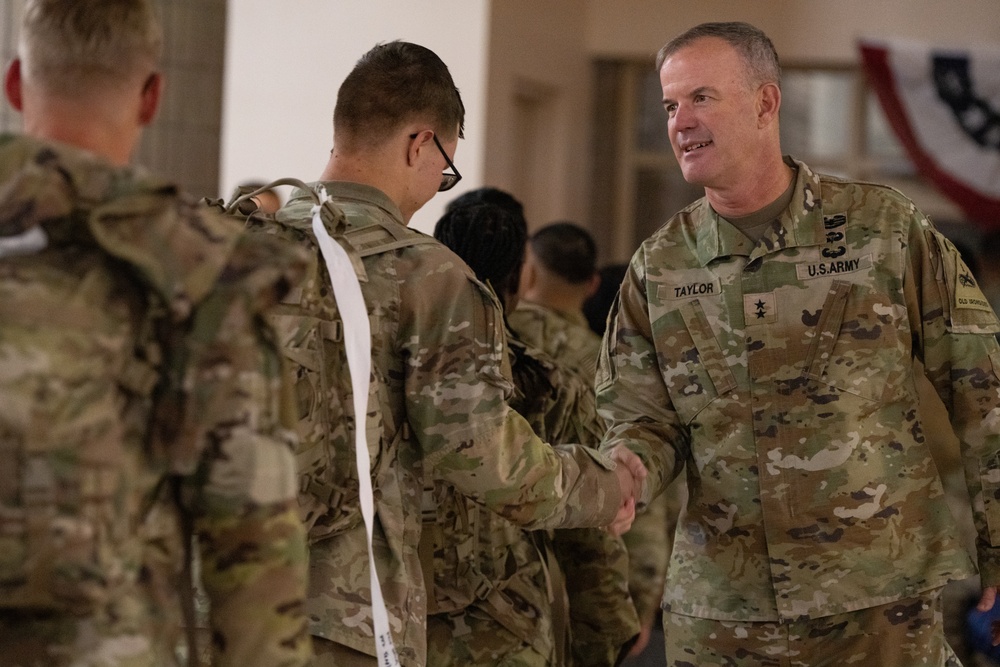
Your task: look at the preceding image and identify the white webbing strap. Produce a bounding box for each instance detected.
[310,187,400,667]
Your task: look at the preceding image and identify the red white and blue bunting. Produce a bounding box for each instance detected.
[860,40,1000,228]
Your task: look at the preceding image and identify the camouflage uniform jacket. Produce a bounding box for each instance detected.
[597,156,1000,622]
[424,331,639,665]
[281,181,623,666]
[0,135,311,666]
[621,483,676,625]
[509,301,602,381]
[509,304,645,662]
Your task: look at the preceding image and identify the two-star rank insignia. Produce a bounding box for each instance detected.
[744,292,777,324]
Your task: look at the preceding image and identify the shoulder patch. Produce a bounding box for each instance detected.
[954,263,994,312]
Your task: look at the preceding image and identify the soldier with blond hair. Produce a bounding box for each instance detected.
[0,2,311,665]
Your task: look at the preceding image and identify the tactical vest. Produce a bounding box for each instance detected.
[210,182,437,543]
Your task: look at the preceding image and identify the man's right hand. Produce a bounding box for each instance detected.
[607,445,647,536]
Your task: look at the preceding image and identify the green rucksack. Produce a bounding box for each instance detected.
[0,144,231,614]
[0,238,163,611]
[207,181,436,543]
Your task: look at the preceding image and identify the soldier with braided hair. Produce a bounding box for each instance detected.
[427,200,640,667]
[433,202,526,310]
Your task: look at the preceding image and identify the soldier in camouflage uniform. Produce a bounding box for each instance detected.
[448,197,668,664]
[429,201,640,666]
[276,41,646,667]
[597,21,1000,666]
[0,2,311,666]
[510,222,604,381]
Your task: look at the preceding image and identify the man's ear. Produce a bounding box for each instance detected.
[138,72,162,126]
[757,82,781,128]
[5,59,24,111]
[406,129,432,167]
[518,251,537,295]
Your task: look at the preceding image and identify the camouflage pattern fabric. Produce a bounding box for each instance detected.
[510,303,646,665]
[427,607,548,667]
[281,181,624,666]
[620,483,679,627]
[424,332,640,666]
[663,588,961,667]
[0,134,311,667]
[597,156,1000,624]
[535,349,639,667]
[509,301,602,381]
[227,193,437,545]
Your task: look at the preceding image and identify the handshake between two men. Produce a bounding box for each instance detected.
[607,444,648,537]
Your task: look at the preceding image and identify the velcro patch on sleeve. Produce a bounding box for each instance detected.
[954,262,994,312]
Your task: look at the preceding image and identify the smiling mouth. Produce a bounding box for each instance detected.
[684,141,712,153]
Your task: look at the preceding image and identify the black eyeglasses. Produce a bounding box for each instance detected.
[411,133,462,192]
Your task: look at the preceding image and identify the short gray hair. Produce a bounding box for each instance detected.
[18,0,163,94]
[655,22,781,90]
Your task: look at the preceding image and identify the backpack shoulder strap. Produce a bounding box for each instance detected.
[341,218,440,259]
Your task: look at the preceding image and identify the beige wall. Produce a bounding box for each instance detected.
[485,0,592,232]
[585,0,1000,62]
[222,0,491,235]
[0,0,226,199]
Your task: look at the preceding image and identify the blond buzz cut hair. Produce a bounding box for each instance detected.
[18,0,163,95]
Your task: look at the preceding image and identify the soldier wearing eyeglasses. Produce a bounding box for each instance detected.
[275,40,649,667]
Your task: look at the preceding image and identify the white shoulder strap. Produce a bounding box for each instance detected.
[309,186,400,667]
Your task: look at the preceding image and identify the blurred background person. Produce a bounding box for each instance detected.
[430,199,640,666]
[584,263,630,337]
[238,180,283,214]
[510,222,603,380]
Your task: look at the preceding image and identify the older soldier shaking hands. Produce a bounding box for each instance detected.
[598,20,1000,667]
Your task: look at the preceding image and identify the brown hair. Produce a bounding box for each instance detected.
[334,41,465,150]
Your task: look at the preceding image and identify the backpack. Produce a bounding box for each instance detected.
[0,241,165,612]
[207,181,437,543]
[418,335,579,659]
[0,148,219,614]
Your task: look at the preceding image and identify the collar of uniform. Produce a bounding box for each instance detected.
[0,133,147,228]
[693,155,829,266]
[286,180,405,227]
[522,299,591,329]
[692,200,751,266]
[780,155,828,249]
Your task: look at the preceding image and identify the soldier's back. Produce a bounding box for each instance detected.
[0,135,310,667]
